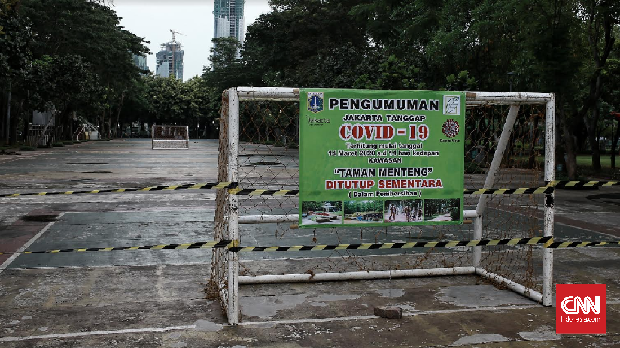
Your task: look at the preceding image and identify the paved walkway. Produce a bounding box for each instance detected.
[0,139,618,347]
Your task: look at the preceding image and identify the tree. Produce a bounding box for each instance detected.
[574,0,620,171]
[2,0,150,142]
[203,37,247,92]
[0,0,33,144]
[243,0,369,87]
[601,36,620,168]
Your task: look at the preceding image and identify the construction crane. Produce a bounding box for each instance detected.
[170,29,184,43]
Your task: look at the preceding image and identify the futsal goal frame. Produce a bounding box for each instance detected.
[151,125,190,149]
[213,87,555,325]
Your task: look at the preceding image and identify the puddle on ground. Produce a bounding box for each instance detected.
[518,325,560,341]
[437,285,534,307]
[193,319,223,332]
[451,333,509,346]
[241,293,362,319]
[240,294,308,319]
[312,294,360,301]
[374,288,405,298]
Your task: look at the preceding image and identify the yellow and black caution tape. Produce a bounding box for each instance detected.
[231,237,620,251]
[464,180,618,195]
[551,180,619,188]
[0,240,234,256]
[227,188,300,196]
[2,237,620,256]
[464,186,553,195]
[546,240,620,248]
[0,182,300,198]
[0,183,545,198]
[228,237,554,252]
[0,180,617,199]
[0,182,243,198]
[0,182,239,198]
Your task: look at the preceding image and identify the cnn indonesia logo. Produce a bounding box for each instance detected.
[556,284,606,334]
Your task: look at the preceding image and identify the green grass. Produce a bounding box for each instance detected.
[575,155,613,168]
[490,153,619,180]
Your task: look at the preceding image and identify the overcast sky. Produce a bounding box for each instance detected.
[113,0,271,81]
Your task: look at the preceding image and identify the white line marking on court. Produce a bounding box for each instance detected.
[0,325,196,342]
[3,303,612,341]
[239,305,541,327]
[0,213,64,276]
[8,262,213,271]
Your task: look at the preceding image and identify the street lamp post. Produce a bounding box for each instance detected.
[507,71,515,92]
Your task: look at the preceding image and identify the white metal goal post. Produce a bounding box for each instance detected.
[212,87,555,325]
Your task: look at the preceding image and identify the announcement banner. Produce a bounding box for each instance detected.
[299,89,465,228]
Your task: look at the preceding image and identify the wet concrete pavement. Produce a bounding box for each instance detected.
[0,139,619,347]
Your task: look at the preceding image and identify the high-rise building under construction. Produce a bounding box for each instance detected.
[213,0,245,56]
[156,31,184,80]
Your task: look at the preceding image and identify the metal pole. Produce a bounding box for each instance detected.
[476,268,542,303]
[474,105,520,267]
[236,87,300,101]
[227,88,240,324]
[239,267,476,284]
[542,94,556,306]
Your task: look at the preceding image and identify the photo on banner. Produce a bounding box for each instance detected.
[299,89,465,228]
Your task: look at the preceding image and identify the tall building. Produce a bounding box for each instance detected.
[132,54,149,74]
[156,32,184,80]
[213,0,245,57]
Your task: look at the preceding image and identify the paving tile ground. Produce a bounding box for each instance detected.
[0,139,618,347]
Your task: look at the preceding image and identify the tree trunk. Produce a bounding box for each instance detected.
[528,115,540,169]
[579,9,615,172]
[69,111,75,141]
[57,107,72,141]
[107,115,111,139]
[115,92,125,139]
[587,107,602,170]
[101,109,105,139]
[3,89,10,145]
[22,111,29,143]
[9,99,23,146]
[560,107,578,179]
[611,118,619,169]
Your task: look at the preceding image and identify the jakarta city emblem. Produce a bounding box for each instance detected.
[307,92,324,113]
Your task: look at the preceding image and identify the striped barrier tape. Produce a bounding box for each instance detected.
[463,186,553,195]
[3,237,619,256]
[227,236,554,252]
[0,182,239,198]
[0,180,617,199]
[551,180,619,188]
[0,240,235,255]
[0,183,549,198]
[546,241,620,248]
